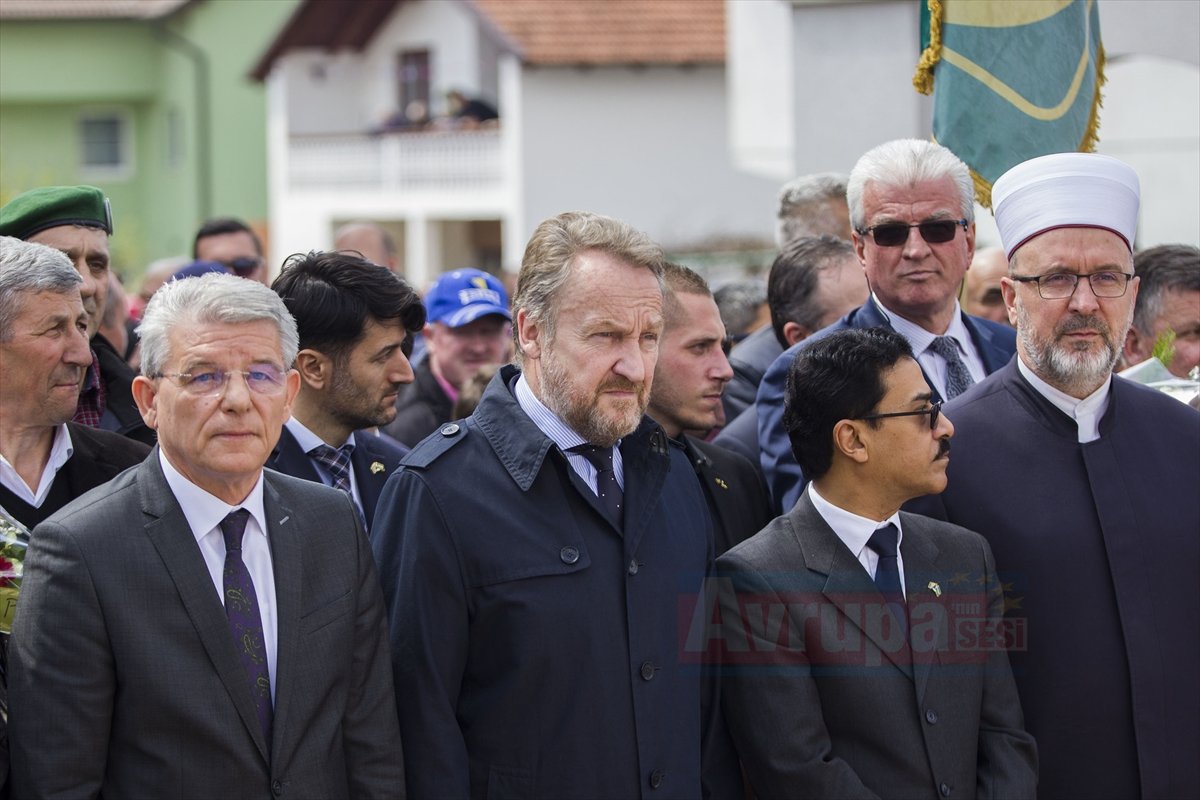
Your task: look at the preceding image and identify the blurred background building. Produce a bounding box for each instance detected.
[1,0,1196,289]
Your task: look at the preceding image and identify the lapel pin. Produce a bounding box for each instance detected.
[370,461,386,474]
[278,516,290,525]
[927,581,942,597]
[714,477,729,490]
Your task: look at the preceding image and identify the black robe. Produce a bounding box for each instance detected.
[909,358,1200,800]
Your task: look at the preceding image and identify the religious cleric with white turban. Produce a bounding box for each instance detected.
[909,152,1200,800]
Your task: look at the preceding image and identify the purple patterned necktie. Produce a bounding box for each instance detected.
[570,444,623,528]
[221,509,273,744]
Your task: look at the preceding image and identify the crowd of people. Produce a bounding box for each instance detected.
[0,136,1197,799]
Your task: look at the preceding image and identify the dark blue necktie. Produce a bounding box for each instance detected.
[310,443,368,531]
[570,444,623,528]
[220,509,273,745]
[867,523,907,638]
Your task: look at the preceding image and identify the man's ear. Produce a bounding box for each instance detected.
[1123,326,1149,367]
[832,419,869,465]
[782,321,809,347]
[294,349,330,390]
[131,375,159,430]
[516,308,543,360]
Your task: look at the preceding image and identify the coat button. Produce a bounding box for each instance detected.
[271,779,284,796]
[640,661,656,681]
[925,708,938,724]
[649,769,666,789]
[940,782,951,796]
[628,559,639,575]
[440,423,460,436]
[560,546,580,565]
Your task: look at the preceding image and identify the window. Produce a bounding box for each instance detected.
[397,50,431,115]
[79,110,132,178]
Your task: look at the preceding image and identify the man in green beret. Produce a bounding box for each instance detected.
[0,186,154,445]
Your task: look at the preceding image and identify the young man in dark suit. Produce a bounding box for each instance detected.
[269,250,425,532]
[8,273,402,796]
[647,262,772,556]
[714,328,1036,798]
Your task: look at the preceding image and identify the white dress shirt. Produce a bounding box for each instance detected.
[1018,357,1111,443]
[159,449,278,700]
[809,481,907,597]
[515,372,625,494]
[0,424,73,508]
[876,295,988,398]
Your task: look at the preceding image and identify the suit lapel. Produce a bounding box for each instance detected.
[686,439,742,543]
[789,490,913,678]
[350,439,386,530]
[899,517,943,702]
[263,475,300,768]
[621,427,670,556]
[137,453,271,763]
[269,427,322,483]
[962,312,1010,373]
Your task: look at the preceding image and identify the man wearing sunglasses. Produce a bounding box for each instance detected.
[714,327,1036,798]
[910,152,1200,800]
[194,216,268,285]
[754,140,1016,514]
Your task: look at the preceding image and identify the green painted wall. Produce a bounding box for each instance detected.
[0,0,299,283]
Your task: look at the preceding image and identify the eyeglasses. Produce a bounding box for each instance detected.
[220,256,263,276]
[855,400,942,430]
[1009,271,1134,300]
[857,219,968,247]
[152,364,286,397]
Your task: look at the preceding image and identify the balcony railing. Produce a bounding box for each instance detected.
[287,129,502,191]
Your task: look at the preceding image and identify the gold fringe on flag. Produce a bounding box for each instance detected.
[912,0,944,95]
[1079,42,1107,153]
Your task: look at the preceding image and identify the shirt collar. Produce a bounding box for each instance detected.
[158,449,268,544]
[1017,356,1111,422]
[808,480,903,560]
[875,292,969,351]
[514,372,615,452]
[0,424,74,508]
[284,415,355,453]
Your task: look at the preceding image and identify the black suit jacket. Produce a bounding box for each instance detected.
[0,423,150,530]
[683,436,772,556]
[267,426,408,532]
[715,489,1037,799]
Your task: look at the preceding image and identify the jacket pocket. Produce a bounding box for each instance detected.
[300,589,352,634]
[486,764,533,799]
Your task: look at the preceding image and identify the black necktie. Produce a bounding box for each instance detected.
[928,336,975,399]
[866,523,907,638]
[310,443,368,531]
[220,509,273,745]
[570,444,623,528]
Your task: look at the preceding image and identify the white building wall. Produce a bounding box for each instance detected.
[518,65,780,252]
[282,51,370,134]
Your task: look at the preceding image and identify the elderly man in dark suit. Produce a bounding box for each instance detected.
[0,236,149,531]
[912,153,1199,799]
[755,139,1016,512]
[714,328,1036,798]
[268,250,425,532]
[647,262,772,556]
[8,272,403,797]
[373,212,741,798]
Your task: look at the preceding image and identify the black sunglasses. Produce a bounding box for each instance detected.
[856,400,942,430]
[222,256,263,276]
[858,219,968,247]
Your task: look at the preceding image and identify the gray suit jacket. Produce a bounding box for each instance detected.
[714,489,1037,799]
[8,451,403,799]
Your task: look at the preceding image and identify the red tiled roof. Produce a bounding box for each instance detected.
[0,0,190,19]
[471,0,725,66]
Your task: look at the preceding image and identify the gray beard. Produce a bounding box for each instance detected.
[538,346,644,447]
[1017,304,1123,397]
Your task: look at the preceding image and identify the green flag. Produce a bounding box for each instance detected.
[914,0,1105,208]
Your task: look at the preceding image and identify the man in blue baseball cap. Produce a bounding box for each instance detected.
[383,268,511,445]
